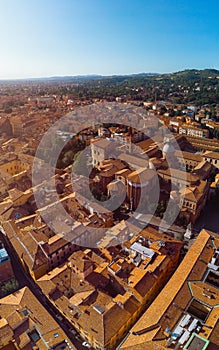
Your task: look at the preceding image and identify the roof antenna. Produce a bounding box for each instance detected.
[210,236,217,251]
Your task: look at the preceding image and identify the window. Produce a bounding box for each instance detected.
[21,309,29,316]
[206,270,219,289]
[28,330,40,342]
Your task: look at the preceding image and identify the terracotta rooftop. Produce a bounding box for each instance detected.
[70,250,93,272]
[3,222,49,272]
[100,159,126,177]
[120,229,219,350]
[158,167,199,184]
[45,233,70,255]
[118,153,148,169]
[193,160,212,175]
[204,151,219,160]
[115,168,132,178]
[181,180,208,203]
[127,167,156,184]
[8,188,25,202]
[91,138,112,149]
[0,287,75,349]
[75,290,139,345]
[136,138,156,151]
[175,150,203,162]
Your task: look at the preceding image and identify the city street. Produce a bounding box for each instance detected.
[0,230,90,350]
[194,198,219,233]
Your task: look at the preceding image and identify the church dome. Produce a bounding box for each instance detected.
[163,142,175,154]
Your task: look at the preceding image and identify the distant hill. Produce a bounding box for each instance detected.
[1,69,219,106]
[0,72,160,83]
[165,68,219,79]
[1,68,219,83]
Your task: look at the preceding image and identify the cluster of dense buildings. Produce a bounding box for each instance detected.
[0,96,219,350]
[0,207,183,349]
[120,229,219,350]
[90,131,217,224]
[36,226,182,350]
[0,286,75,349]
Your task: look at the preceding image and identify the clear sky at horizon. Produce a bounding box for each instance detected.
[0,0,219,79]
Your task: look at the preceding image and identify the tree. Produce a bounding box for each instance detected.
[4,107,12,114]
[0,278,19,297]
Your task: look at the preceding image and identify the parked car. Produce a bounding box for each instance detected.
[82,342,90,348]
[55,314,63,321]
[69,328,76,335]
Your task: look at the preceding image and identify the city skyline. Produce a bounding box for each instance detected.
[0,0,219,79]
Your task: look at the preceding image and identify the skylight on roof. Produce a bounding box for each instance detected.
[21,308,29,316]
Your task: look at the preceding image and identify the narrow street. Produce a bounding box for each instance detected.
[194,199,219,233]
[0,231,90,350]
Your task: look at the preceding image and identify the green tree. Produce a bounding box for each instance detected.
[0,279,19,297]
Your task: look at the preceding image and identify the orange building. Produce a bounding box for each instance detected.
[120,229,219,350]
[37,226,182,350]
[0,286,76,349]
[127,168,157,211]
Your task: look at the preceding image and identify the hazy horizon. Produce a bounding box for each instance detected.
[1,67,219,82]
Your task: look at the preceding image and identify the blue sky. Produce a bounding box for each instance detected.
[0,0,219,78]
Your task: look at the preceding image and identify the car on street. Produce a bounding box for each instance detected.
[69,328,76,335]
[55,314,63,321]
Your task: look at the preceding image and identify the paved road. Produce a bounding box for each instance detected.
[194,199,219,233]
[0,231,90,350]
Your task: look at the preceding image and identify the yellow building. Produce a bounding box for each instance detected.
[179,180,209,223]
[0,158,30,177]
